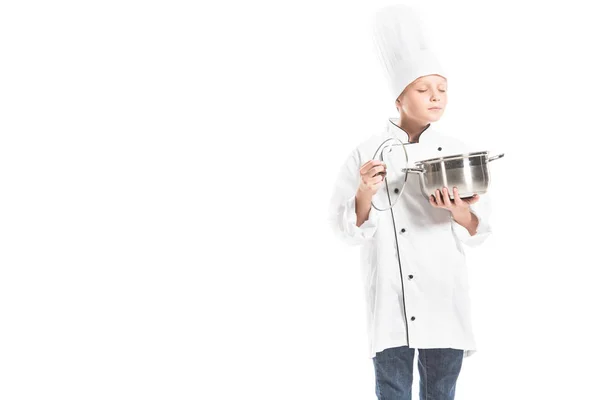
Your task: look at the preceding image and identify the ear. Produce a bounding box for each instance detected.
[395,96,402,109]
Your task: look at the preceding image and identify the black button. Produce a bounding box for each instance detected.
[411,316,416,321]
[400,228,406,233]
[438,147,442,151]
[408,275,413,279]
[394,188,399,194]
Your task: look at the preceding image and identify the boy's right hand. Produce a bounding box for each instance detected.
[358,160,387,197]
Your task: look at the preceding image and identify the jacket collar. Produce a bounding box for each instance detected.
[386,118,441,144]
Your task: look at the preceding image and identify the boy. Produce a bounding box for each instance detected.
[328,5,493,400]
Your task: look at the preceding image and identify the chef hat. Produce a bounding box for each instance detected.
[371,4,446,103]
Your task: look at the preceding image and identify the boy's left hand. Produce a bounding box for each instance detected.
[429,186,480,214]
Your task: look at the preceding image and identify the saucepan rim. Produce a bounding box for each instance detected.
[416,150,490,165]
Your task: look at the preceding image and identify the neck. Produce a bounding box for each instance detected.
[398,113,430,143]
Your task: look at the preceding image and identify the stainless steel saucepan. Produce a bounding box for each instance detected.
[402,151,505,201]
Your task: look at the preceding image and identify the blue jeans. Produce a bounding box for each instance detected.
[372,346,464,400]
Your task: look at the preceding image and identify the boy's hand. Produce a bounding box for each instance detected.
[429,186,480,215]
[357,160,387,197]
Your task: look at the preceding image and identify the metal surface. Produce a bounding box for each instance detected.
[402,152,505,200]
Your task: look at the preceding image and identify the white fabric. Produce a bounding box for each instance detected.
[328,119,493,359]
[371,4,446,102]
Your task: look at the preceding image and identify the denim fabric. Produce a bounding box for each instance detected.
[372,346,464,400]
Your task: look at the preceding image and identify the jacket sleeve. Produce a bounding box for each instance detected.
[450,190,493,248]
[328,148,380,246]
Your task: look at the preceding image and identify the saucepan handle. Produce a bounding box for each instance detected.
[401,167,425,173]
[488,153,505,162]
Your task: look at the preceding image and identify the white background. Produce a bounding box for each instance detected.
[1,0,599,399]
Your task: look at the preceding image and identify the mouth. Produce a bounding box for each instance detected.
[428,107,442,111]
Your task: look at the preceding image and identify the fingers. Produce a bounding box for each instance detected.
[435,188,443,206]
[372,179,385,191]
[442,187,453,207]
[429,193,438,207]
[452,187,463,206]
[358,161,386,195]
[453,187,481,206]
[464,194,480,205]
[366,173,385,185]
[367,164,386,178]
[429,187,481,208]
[360,160,384,175]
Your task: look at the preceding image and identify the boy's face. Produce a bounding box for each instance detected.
[395,74,447,123]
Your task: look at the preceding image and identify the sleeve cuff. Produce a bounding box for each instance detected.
[343,195,379,239]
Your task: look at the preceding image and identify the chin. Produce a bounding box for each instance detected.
[427,113,444,122]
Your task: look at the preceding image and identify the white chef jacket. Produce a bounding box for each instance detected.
[328,118,493,359]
